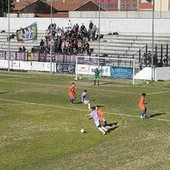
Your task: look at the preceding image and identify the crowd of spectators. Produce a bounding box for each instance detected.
[141,51,169,67]
[32,20,98,56]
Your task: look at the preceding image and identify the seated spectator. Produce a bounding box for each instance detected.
[18,46,23,52]
[40,39,45,47]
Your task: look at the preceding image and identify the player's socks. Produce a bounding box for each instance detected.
[101,126,107,132]
[98,127,106,135]
[88,103,91,110]
[94,80,96,85]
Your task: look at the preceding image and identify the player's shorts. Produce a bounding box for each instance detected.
[94,120,100,127]
[69,98,75,103]
[94,76,100,80]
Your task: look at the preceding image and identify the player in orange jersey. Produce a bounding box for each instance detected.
[68,82,76,104]
[96,106,118,131]
[139,93,147,119]
[96,106,107,126]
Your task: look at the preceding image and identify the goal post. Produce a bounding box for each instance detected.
[75,55,136,85]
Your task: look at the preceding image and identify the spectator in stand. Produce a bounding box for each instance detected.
[65,39,71,54]
[142,52,147,66]
[34,21,96,56]
[89,21,93,30]
[40,39,45,47]
[18,46,22,52]
[163,54,169,66]
[84,41,90,55]
[153,53,158,67]
[77,39,83,54]
[87,21,93,41]
[80,23,87,37]
[72,39,78,54]
[61,39,66,54]
[67,20,72,31]
[92,24,97,41]
[147,51,152,66]
[22,46,26,52]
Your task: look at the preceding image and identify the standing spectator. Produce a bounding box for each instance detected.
[67,20,72,31]
[139,93,147,120]
[22,46,26,52]
[89,106,108,135]
[40,39,45,47]
[93,68,100,85]
[163,54,168,66]
[147,51,152,66]
[142,52,147,66]
[18,46,22,52]
[77,39,83,54]
[89,20,93,30]
[68,82,77,104]
[153,54,158,67]
[92,24,97,41]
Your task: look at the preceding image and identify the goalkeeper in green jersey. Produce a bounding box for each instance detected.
[93,68,100,85]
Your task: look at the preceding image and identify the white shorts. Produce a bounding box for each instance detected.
[94,120,100,127]
[83,100,89,105]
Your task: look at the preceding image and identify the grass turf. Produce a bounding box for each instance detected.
[0,71,169,170]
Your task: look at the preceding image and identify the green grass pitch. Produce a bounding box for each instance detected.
[0,71,169,170]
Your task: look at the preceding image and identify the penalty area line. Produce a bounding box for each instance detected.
[0,98,169,123]
[107,112,170,123]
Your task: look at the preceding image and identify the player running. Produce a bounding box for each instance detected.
[139,93,147,119]
[81,90,91,110]
[96,105,117,128]
[68,82,77,104]
[89,106,108,135]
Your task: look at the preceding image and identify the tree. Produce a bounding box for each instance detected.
[0,0,4,16]
[3,0,15,14]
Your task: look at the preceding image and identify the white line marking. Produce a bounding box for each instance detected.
[0,98,169,123]
[0,79,170,96]
[147,91,170,95]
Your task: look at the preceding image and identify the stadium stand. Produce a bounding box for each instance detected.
[0,30,170,68]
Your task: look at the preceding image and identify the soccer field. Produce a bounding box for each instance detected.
[0,71,169,170]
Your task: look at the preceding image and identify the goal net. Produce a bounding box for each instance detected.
[75,55,137,85]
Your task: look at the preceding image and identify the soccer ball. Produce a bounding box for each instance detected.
[80,129,85,133]
[79,76,82,79]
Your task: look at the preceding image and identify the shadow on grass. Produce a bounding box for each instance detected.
[101,82,114,86]
[74,99,96,105]
[96,104,105,108]
[149,112,166,118]
[75,101,83,104]
[106,122,119,133]
[0,91,10,94]
[107,125,119,133]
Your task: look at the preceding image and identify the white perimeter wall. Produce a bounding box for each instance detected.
[1,60,169,81]
[134,67,170,81]
[0,12,170,34]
